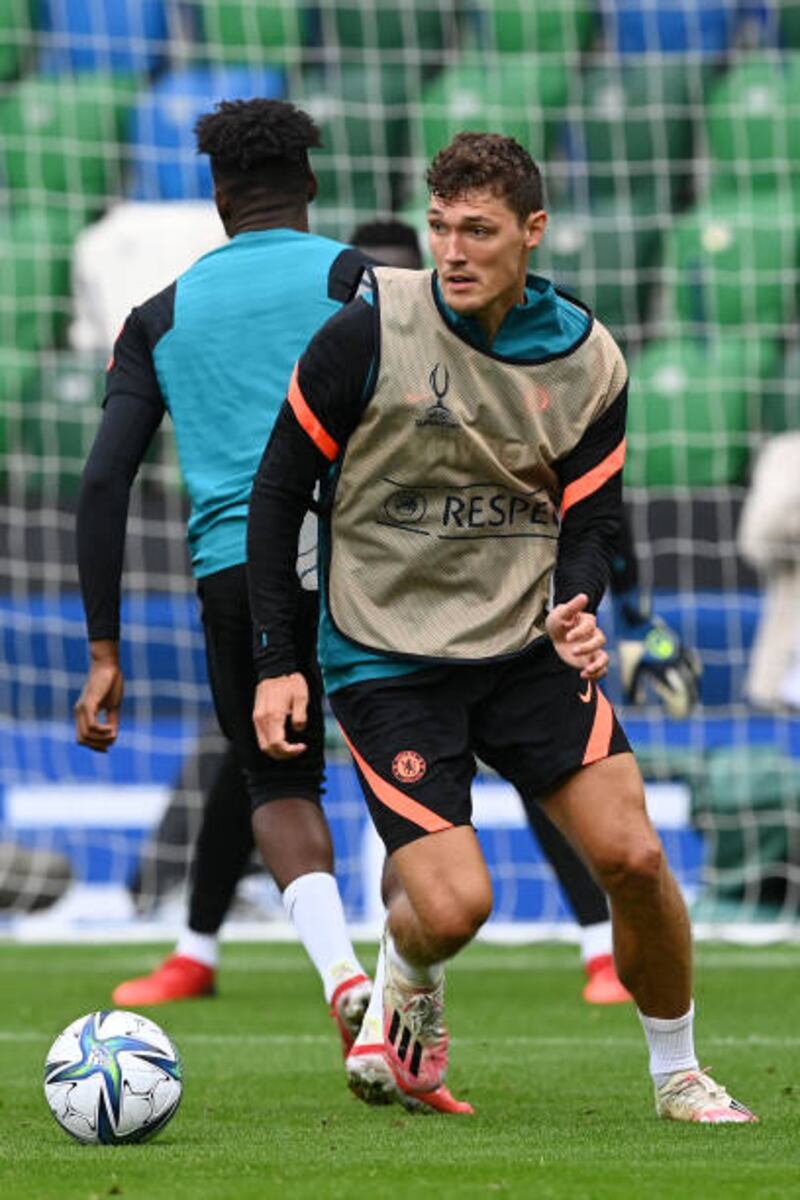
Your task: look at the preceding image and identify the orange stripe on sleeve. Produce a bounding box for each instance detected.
[582,686,614,766]
[560,437,626,518]
[338,726,453,835]
[287,364,340,462]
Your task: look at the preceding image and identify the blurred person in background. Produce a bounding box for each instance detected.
[738,431,800,711]
[73,98,374,1074]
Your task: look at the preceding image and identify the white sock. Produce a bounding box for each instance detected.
[282,871,365,1003]
[353,939,386,1047]
[579,920,613,964]
[386,929,444,988]
[638,1002,699,1087]
[177,929,219,969]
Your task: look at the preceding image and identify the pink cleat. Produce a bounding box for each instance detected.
[329,972,372,1059]
[582,953,632,1005]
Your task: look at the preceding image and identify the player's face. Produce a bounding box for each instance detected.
[427,189,546,341]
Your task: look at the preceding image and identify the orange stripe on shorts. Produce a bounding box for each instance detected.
[287,364,340,461]
[582,686,614,766]
[338,726,453,834]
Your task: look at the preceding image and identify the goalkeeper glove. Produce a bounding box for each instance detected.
[614,592,702,719]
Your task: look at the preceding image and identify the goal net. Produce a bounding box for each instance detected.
[1,0,799,941]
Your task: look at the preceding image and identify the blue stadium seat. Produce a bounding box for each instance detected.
[127,65,286,201]
[37,0,170,75]
[597,1,755,56]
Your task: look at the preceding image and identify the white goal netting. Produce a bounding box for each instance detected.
[1,1,799,940]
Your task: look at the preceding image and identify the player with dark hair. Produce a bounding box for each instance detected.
[247,131,755,1123]
[74,98,373,1067]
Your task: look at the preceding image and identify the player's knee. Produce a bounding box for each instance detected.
[421,886,492,954]
[595,835,664,896]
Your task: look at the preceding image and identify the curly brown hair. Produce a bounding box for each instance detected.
[426,132,543,222]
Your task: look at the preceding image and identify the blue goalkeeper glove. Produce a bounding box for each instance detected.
[614,591,702,718]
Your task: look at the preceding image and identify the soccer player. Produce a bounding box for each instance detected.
[246,132,757,1123]
[74,98,373,1064]
[349,218,702,1006]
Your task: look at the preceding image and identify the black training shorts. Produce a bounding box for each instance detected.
[197,564,324,810]
[330,638,630,855]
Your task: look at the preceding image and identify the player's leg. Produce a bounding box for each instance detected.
[478,645,756,1123]
[332,672,487,1113]
[518,792,630,1003]
[199,568,370,1054]
[113,741,253,1005]
[543,751,756,1122]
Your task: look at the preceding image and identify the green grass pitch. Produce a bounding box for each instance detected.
[1,941,798,1199]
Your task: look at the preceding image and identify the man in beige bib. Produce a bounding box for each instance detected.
[246,132,757,1125]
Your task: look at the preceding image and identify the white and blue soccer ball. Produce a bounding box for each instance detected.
[43,1010,183,1145]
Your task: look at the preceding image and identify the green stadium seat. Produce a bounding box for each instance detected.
[759,341,800,436]
[625,335,780,487]
[0,349,39,490]
[416,55,569,166]
[15,352,105,500]
[564,58,702,211]
[463,1,597,57]
[0,0,34,81]
[704,54,800,196]
[779,3,800,48]
[661,190,800,337]
[0,208,86,352]
[323,1,456,55]
[189,1,312,62]
[296,64,411,221]
[0,74,138,214]
[532,200,661,354]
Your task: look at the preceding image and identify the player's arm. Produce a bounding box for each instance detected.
[609,509,701,717]
[74,305,167,751]
[548,383,628,680]
[247,297,376,758]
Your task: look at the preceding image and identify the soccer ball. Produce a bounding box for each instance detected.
[43,1010,183,1145]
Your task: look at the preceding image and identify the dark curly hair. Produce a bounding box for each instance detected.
[195,98,322,198]
[426,132,543,222]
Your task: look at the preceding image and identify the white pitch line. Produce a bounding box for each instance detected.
[10,1032,800,1048]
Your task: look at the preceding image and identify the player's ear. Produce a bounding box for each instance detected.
[307,170,318,204]
[524,209,547,252]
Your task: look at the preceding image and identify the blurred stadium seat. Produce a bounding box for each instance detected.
[127,64,286,200]
[69,201,225,353]
[36,0,170,76]
[416,54,569,167]
[0,0,36,82]
[0,72,137,217]
[533,200,661,353]
[562,57,702,212]
[295,62,410,219]
[661,190,800,336]
[0,206,85,351]
[703,52,800,196]
[597,0,748,56]
[186,0,312,63]
[625,334,780,486]
[461,1,597,57]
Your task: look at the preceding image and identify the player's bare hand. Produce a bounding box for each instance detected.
[74,644,124,752]
[253,673,309,759]
[546,593,609,681]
